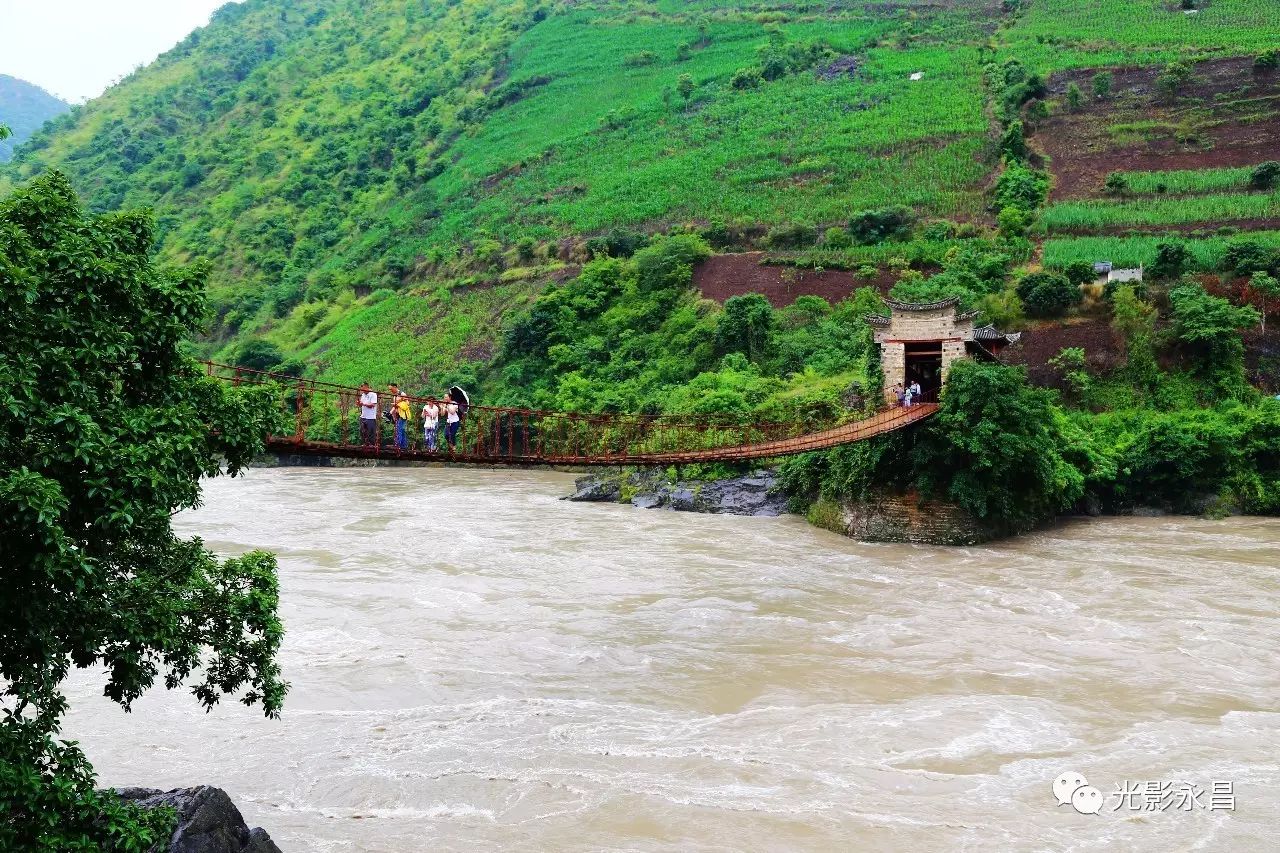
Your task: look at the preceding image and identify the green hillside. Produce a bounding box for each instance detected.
[1,0,1276,385]
[2,0,1001,360]
[3,0,1279,522]
[0,75,69,162]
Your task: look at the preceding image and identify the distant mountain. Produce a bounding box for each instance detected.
[0,75,69,162]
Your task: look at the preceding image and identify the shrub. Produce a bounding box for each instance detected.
[1000,120,1028,160]
[1091,71,1113,99]
[1061,259,1099,287]
[1222,239,1280,278]
[1155,61,1192,101]
[1103,172,1129,195]
[473,238,504,269]
[1016,270,1080,317]
[1254,49,1279,73]
[921,220,957,241]
[847,206,915,244]
[822,226,852,248]
[1249,161,1280,190]
[1066,82,1083,111]
[730,67,762,89]
[677,73,694,102]
[994,163,1049,210]
[675,42,692,62]
[233,339,285,372]
[623,51,658,67]
[1150,240,1192,279]
[997,205,1031,238]
[714,293,775,363]
[763,223,816,249]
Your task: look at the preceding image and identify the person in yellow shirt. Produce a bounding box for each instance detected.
[389,383,411,451]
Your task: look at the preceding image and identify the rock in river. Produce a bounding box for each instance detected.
[113,786,280,853]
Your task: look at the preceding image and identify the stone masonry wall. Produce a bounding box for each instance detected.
[808,489,1012,545]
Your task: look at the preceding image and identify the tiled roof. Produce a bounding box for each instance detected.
[973,325,1022,343]
[864,314,891,326]
[883,296,962,311]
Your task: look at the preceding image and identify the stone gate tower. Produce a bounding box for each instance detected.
[865,297,1021,404]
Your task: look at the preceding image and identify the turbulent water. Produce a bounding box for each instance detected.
[63,467,1280,851]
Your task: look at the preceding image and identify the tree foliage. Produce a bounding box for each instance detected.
[913,360,1085,524]
[1016,270,1079,317]
[0,172,287,849]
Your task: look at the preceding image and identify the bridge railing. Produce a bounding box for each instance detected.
[202,361,842,462]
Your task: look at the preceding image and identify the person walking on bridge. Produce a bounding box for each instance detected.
[444,393,461,451]
[421,398,440,452]
[390,383,411,451]
[358,383,378,446]
[908,380,922,406]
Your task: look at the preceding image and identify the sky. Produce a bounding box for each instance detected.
[0,0,243,103]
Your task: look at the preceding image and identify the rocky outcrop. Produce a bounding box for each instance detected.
[806,490,1015,546]
[565,469,790,516]
[113,786,280,853]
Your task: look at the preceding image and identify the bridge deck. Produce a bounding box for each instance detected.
[208,362,938,467]
[264,403,938,465]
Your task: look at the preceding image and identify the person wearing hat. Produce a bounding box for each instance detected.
[358,382,378,446]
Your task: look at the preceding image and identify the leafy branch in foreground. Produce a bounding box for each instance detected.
[0,171,287,849]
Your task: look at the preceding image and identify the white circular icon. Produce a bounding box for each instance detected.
[1071,785,1104,815]
[1052,771,1088,807]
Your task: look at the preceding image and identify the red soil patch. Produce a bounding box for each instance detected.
[693,252,894,308]
[1036,58,1280,201]
[1001,317,1123,388]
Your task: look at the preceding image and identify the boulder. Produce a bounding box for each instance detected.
[694,471,789,516]
[113,786,280,853]
[565,472,622,502]
[566,469,790,516]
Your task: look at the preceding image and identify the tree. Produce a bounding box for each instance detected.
[1000,119,1028,160]
[0,173,287,849]
[1250,271,1280,332]
[1150,240,1192,279]
[847,206,915,244]
[714,293,776,364]
[730,67,762,89]
[1060,259,1098,287]
[913,360,1084,526]
[1091,70,1113,99]
[1169,282,1260,391]
[1249,161,1280,191]
[1016,270,1080,317]
[233,338,286,372]
[1066,82,1083,111]
[997,205,1031,237]
[1155,61,1192,101]
[1112,284,1160,390]
[676,73,694,103]
[1254,48,1279,73]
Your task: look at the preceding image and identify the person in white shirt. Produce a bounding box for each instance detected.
[358,382,378,446]
[421,399,440,451]
[444,394,461,450]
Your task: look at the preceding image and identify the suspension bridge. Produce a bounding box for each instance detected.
[206,362,938,466]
